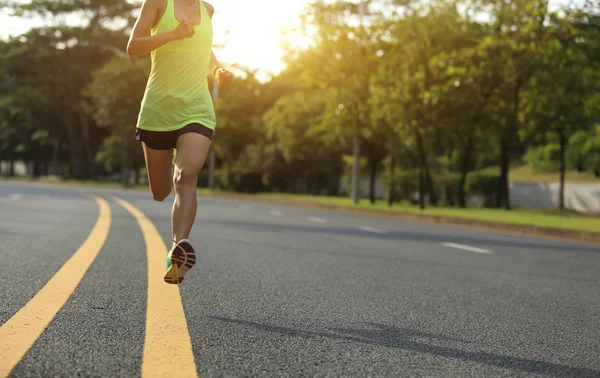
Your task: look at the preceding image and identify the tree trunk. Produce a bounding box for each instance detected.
[369,146,377,205]
[458,133,474,208]
[134,161,141,186]
[416,131,426,210]
[79,111,95,180]
[51,139,60,176]
[33,161,41,178]
[418,159,425,210]
[9,160,15,176]
[388,156,395,207]
[497,136,511,209]
[559,133,566,210]
[351,133,361,204]
[121,136,129,187]
[499,82,523,210]
[424,159,437,206]
[305,176,311,195]
[67,131,83,179]
[60,113,84,179]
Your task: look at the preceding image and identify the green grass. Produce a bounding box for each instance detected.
[3,176,599,234]
[479,165,599,183]
[244,193,600,233]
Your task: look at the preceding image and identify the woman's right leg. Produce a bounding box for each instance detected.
[142,143,174,202]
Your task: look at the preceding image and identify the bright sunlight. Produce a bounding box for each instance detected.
[0,0,309,79]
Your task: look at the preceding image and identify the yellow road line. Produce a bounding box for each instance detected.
[0,195,111,378]
[112,197,198,378]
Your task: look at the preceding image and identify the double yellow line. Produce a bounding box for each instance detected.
[0,195,198,378]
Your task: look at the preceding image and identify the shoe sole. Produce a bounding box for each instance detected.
[164,243,196,285]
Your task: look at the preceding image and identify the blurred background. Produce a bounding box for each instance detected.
[0,0,598,214]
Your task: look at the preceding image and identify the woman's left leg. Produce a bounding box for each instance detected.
[171,132,212,243]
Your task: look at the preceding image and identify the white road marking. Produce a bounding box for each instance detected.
[269,210,283,216]
[307,216,327,224]
[359,226,388,235]
[8,194,22,201]
[239,204,251,210]
[442,242,493,254]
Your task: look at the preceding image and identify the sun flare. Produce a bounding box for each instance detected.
[208,0,308,79]
[0,0,310,80]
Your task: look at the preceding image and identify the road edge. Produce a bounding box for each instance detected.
[199,192,600,245]
[2,178,599,244]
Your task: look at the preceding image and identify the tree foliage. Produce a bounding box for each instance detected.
[1,0,598,210]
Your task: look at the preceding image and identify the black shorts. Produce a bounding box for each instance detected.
[135,123,214,150]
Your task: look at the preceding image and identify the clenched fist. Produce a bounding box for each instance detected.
[171,21,195,41]
[215,67,233,87]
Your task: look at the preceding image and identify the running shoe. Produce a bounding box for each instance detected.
[164,239,196,284]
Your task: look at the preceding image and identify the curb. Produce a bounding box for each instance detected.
[199,192,600,245]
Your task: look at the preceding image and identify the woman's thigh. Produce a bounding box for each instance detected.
[142,143,174,200]
[173,132,212,184]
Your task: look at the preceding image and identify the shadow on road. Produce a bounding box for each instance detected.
[209,316,599,377]
[209,219,600,253]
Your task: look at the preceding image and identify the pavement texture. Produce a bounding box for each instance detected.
[1,181,599,378]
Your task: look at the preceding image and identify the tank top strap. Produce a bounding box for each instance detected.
[198,0,209,29]
[199,0,206,18]
[152,0,174,34]
[167,0,176,23]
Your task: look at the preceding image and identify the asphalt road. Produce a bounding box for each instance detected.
[1,180,599,378]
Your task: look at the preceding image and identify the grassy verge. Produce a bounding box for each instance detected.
[4,176,599,234]
[226,192,600,233]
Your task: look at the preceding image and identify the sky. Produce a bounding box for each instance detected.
[0,0,586,79]
[208,0,309,77]
[0,0,310,79]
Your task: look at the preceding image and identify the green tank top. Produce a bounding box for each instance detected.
[136,0,216,132]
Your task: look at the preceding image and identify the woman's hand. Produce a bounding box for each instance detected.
[171,21,195,41]
[215,67,233,87]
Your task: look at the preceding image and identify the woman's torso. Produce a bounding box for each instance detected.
[137,0,216,132]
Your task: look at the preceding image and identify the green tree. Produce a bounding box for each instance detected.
[83,56,148,185]
[1,0,140,179]
[213,67,281,191]
[294,0,388,201]
[520,8,600,209]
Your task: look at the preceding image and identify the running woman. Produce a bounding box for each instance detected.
[127,0,232,284]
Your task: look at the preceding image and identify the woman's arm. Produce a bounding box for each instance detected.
[127,0,195,57]
[204,2,233,86]
[209,50,219,73]
[205,2,220,73]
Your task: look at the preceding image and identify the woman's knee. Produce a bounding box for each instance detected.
[173,165,200,187]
